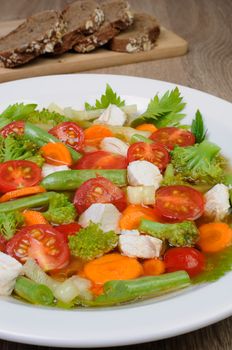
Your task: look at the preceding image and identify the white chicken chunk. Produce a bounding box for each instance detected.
[204,184,230,220]
[127,160,163,187]
[120,229,140,236]
[119,234,163,259]
[94,104,126,126]
[100,137,129,157]
[0,252,22,296]
[78,203,121,233]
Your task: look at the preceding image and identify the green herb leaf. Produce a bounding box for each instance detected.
[1,103,37,121]
[85,84,125,110]
[131,87,186,128]
[193,246,232,284]
[191,110,207,143]
[26,109,67,126]
[0,211,24,240]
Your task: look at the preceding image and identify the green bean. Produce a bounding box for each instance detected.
[0,192,55,213]
[78,271,190,307]
[24,123,82,162]
[130,134,153,144]
[41,169,127,190]
[14,276,54,306]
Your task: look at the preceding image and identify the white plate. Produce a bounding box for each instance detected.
[0,74,231,348]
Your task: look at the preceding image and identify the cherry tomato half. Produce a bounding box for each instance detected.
[0,160,42,193]
[155,185,204,221]
[0,235,6,252]
[74,177,127,214]
[49,122,85,152]
[150,127,195,150]
[73,151,128,170]
[164,247,205,277]
[127,142,170,171]
[55,223,81,237]
[0,121,25,138]
[6,224,70,271]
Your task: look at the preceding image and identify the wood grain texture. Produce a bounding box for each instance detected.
[0,21,187,83]
[0,0,231,349]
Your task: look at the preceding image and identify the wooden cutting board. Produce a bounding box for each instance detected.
[0,19,188,83]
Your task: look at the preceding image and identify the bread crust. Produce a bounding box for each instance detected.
[0,10,65,68]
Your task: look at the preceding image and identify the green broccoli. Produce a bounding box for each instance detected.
[68,222,118,261]
[26,109,67,126]
[162,164,186,186]
[43,193,76,225]
[0,211,24,240]
[171,140,225,185]
[139,219,199,247]
[0,134,43,166]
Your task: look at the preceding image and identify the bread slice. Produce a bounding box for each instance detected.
[73,0,134,53]
[109,13,160,53]
[54,0,105,54]
[0,10,65,68]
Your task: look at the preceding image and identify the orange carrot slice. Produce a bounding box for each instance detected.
[40,142,72,166]
[22,210,48,226]
[119,204,159,230]
[84,125,113,147]
[142,258,165,276]
[0,186,46,203]
[198,222,232,253]
[135,124,158,133]
[84,253,143,285]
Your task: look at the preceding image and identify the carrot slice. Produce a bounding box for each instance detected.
[84,125,113,147]
[119,204,159,230]
[22,210,48,226]
[0,186,46,203]
[135,124,158,133]
[84,253,143,285]
[40,142,72,166]
[142,258,165,276]
[198,223,232,253]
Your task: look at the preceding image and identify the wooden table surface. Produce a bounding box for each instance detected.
[0,0,232,349]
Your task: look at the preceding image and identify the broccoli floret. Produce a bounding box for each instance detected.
[68,222,118,261]
[140,220,199,247]
[171,140,225,185]
[0,134,41,164]
[162,164,186,186]
[0,211,24,240]
[26,109,67,126]
[26,154,45,167]
[43,193,76,225]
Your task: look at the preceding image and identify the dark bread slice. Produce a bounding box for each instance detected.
[109,13,160,53]
[73,0,134,53]
[54,0,104,54]
[0,10,65,68]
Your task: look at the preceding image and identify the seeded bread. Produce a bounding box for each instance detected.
[0,10,65,68]
[73,0,134,53]
[109,13,160,53]
[54,0,104,54]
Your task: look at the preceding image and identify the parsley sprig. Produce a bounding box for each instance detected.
[85,84,125,110]
[131,87,186,128]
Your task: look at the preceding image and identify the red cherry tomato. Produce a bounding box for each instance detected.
[74,177,127,214]
[0,121,25,138]
[0,160,42,193]
[49,122,85,152]
[73,151,127,170]
[6,224,70,271]
[155,185,204,221]
[127,142,170,171]
[150,127,195,150]
[55,223,81,237]
[164,247,205,277]
[0,235,7,252]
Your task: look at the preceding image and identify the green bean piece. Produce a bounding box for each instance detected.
[0,192,55,213]
[130,134,153,144]
[41,169,127,190]
[14,276,54,306]
[24,123,82,162]
[78,271,191,307]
